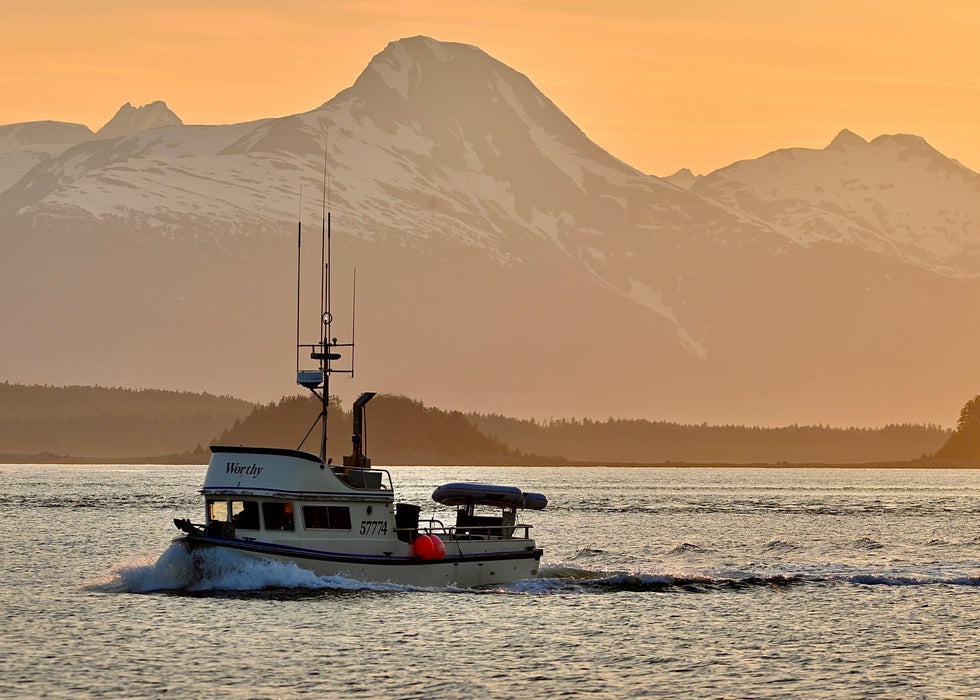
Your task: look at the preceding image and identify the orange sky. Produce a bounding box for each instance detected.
[2,0,978,176]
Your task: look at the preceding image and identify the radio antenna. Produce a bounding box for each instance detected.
[320,135,327,346]
[295,188,302,375]
[294,127,355,461]
[351,268,357,377]
[319,130,330,461]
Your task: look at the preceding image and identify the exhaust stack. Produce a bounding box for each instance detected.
[343,392,377,468]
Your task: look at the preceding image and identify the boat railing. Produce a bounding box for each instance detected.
[409,522,533,541]
[331,465,393,490]
[418,518,446,531]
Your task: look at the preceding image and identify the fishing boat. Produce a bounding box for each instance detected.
[172,198,547,588]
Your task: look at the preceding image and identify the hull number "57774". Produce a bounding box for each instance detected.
[359,520,388,536]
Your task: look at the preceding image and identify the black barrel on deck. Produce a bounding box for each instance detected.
[395,502,421,542]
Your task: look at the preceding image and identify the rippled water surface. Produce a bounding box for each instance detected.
[2,464,979,698]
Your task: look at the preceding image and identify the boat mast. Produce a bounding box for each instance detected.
[296,130,354,462]
[295,191,302,379]
[319,140,330,462]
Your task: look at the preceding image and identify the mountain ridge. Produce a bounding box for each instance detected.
[1,36,978,427]
[689,128,980,278]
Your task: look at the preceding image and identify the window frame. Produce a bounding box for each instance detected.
[302,505,353,531]
[261,501,296,532]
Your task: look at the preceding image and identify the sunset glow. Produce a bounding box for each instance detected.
[2,0,978,176]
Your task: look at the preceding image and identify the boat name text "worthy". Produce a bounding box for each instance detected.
[226,462,264,477]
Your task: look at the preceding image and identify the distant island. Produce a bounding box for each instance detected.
[1,382,972,466]
[920,395,980,466]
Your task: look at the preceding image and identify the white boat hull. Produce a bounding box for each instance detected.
[175,534,542,588]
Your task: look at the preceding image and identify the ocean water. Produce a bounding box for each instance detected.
[1,464,978,698]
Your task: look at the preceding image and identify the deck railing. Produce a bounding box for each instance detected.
[331,465,393,490]
[402,520,533,541]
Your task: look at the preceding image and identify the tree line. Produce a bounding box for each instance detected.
[0,382,253,459]
[214,394,521,465]
[1,382,971,464]
[927,395,980,463]
[467,414,950,465]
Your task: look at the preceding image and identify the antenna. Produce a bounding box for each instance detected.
[294,127,356,462]
[295,190,302,376]
[320,139,327,348]
[351,268,357,378]
[324,132,331,345]
[319,132,330,461]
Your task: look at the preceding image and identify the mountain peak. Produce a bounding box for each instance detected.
[95,101,183,139]
[826,128,867,151]
[663,168,701,189]
[326,35,632,179]
[353,36,501,102]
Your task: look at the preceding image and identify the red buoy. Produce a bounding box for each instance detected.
[413,534,435,559]
[430,534,446,560]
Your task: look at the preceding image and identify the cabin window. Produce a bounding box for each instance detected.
[262,502,295,531]
[303,505,352,530]
[207,499,229,523]
[231,500,260,530]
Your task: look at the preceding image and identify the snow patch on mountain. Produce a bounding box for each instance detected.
[370,46,414,100]
[492,73,584,190]
[0,121,96,193]
[628,277,707,359]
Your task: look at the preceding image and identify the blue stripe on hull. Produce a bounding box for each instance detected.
[174,534,542,567]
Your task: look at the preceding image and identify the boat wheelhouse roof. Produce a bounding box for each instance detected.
[203,445,391,502]
[211,445,323,463]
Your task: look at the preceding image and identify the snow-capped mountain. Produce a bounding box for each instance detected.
[0,102,183,197]
[1,36,978,427]
[688,129,980,278]
[0,120,93,192]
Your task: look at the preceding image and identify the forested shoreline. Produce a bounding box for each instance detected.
[0,382,253,460]
[469,414,950,465]
[0,382,966,465]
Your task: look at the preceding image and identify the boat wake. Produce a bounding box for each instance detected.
[494,563,980,594]
[91,546,980,597]
[503,565,803,594]
[90,544,438,596]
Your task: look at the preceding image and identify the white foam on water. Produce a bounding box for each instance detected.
[94,544,453,594]
[187,548,459,593]
[90,543,196,593]
[188,547,334,591]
